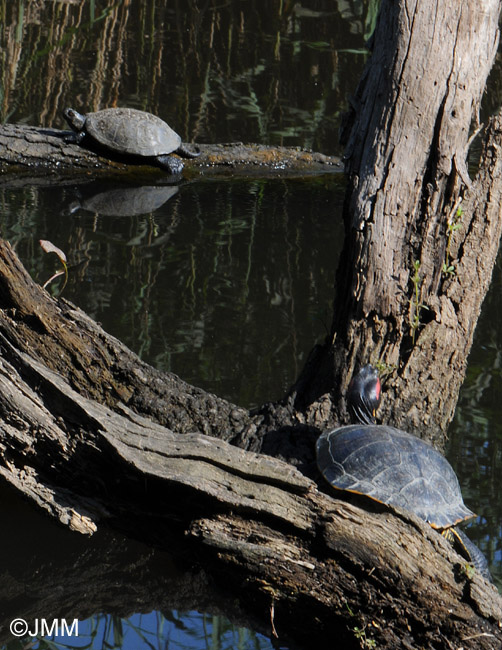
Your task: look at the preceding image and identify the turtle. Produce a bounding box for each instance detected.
[63,107,200,175]
[316,364,492,581]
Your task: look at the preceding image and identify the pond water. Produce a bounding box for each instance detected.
[1,1,502,649]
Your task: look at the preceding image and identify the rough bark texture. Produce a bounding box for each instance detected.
[0,122,341,177]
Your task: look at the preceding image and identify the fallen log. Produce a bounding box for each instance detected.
[0,240,500,649]
[0,123,342,177]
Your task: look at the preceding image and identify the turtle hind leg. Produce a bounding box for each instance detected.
[443,527,493,582]
[155,154,184,175]
[176,143,201,159]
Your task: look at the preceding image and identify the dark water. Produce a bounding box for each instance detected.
[449,261,502,579]
[1,1,501,648]
[3,175,345,407]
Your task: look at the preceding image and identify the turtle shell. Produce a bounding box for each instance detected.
[316,424,474,529]
[84,108,181,157]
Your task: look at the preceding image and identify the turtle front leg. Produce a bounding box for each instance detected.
[64,130,86,145]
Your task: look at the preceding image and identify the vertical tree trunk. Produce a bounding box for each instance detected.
[291,0,502,447]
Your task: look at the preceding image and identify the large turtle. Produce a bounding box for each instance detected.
[63,107,200,174]
[316,364,491,580]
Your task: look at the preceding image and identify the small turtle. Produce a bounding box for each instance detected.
[63,107,200,174]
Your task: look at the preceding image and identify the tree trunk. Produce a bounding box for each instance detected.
[287,0,502,447]
[2,1,502,648]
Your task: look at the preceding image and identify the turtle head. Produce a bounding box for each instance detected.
[347,364,381,425]
[62,107,86,131]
